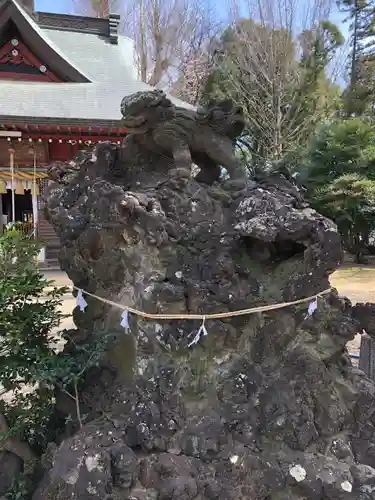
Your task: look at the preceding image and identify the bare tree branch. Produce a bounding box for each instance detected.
[73,0,218,89]
[212,0,340,163]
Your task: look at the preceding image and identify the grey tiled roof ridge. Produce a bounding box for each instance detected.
[0,115,124,127]
[36,11,118,36]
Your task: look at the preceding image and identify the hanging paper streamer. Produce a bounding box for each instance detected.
[120,310,130,330]
[188,318,208,347]
[307,298,318,316]
[68,284,331,351]
[76,289,88,312]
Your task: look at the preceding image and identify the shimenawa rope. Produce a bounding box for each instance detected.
[72,285,332,320]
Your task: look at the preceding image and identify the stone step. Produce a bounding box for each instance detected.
[38,231,60,240]
[38,232,59,239]
[38,221,57,234]
[40,241,61,250]
[39,228,57,234]
[46,247,60,259]
[43,237,60,244]
[40,237,60,244]
[38,262,61,272]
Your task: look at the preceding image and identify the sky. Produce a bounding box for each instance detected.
[35,0,73,13]
[35,0,349,34]
[35,0,68,13]
[34,0,350,83]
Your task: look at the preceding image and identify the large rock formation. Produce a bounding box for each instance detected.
[35,90,375,499]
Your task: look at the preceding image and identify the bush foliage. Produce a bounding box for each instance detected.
[0,231,112,498]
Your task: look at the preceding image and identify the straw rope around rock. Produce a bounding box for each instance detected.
[72,285,332,320]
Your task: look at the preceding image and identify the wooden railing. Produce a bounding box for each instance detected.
[3,222,36,238]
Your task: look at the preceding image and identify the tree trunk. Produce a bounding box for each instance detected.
[362,229,370,246]
[347,0,360,116]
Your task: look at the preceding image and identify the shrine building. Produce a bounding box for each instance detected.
[0,0,153,265]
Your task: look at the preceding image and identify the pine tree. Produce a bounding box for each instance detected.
[340,0,375,115]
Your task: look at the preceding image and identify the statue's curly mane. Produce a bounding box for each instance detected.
[121,90,173,118]
[196,99,245,139]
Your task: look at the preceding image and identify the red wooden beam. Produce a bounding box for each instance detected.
[0,123,128,136]
[0,39,61,82]
[0,72,54,81]
[27,133,124,142]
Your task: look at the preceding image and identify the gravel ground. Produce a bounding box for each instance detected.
[330,266,375,357]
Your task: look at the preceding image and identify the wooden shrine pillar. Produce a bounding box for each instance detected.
[9,146,16,223]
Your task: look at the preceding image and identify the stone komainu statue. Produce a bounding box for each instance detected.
[120,89,246,184]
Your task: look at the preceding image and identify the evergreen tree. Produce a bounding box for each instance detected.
[201,19,343,166]
[304,117,375,261]
[340,0,375,115]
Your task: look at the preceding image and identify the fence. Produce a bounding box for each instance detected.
[1,222,37,240]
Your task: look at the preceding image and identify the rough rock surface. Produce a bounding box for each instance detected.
[34,94,375,499]
[0,452,22,496]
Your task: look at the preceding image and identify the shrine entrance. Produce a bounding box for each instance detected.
[1,188,33,223]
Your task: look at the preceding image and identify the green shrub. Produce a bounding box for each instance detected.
[303,118,375,260]
[0,230,116,499]
[0,231,68,449]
